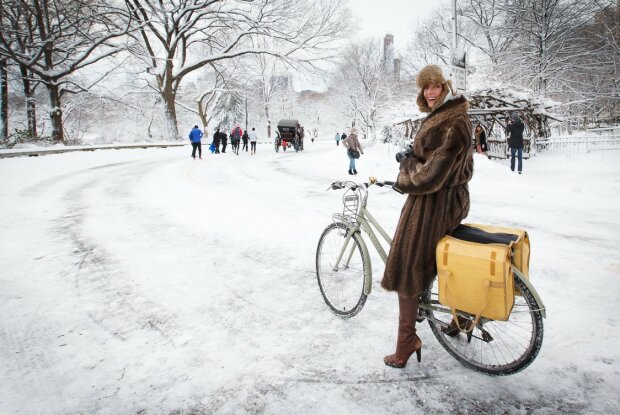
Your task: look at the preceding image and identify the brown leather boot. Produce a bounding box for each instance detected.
[384,295,422,368]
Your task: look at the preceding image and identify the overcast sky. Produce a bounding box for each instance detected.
[294,0,443,91]
[350,0,442,53]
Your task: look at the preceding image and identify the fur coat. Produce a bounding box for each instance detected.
[381,96,474,298]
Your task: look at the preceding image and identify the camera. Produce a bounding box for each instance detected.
[395,144,414,163]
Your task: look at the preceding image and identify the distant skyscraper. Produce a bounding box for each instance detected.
[393,58,401,82]
[383,34,394,74]
[383,34,401,81]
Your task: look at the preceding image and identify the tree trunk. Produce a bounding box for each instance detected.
[158,61,180,141]
[20,65,37,138]
[0,59,7,142]
[162,86,179,140]
[197,97,209,137]
[265,104,272,138]
[47,82,64,142]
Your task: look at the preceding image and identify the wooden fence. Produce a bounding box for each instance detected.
[486,138,531,159]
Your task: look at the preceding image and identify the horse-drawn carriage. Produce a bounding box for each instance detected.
[274,119,304,152]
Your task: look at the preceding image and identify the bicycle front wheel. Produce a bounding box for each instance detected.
[316,222,368,318]
[425,276,544,375]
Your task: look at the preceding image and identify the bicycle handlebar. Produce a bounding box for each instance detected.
[327,178,403,194]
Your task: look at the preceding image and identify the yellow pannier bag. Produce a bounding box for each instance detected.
[466,223,530,278]
[436,224,530,324]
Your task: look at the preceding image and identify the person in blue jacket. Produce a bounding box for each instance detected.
[189,125,204,159]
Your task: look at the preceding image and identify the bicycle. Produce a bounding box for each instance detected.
[315,178,546,376]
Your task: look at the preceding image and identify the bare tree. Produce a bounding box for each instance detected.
[402,4,476,76]
[458,0,515,66]
[558,1,619,124]
[331,38,393,140]
[177,64,243,137]
[0,2,40,138]
[0,58,7,141]
[125,0,349,140]
[500,0,604,96]
[196,71,228,137]
[0,0,132,142]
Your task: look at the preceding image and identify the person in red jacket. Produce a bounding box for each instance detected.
[230,124,243,155]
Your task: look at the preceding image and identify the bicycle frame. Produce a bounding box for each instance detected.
[333,201,393,296]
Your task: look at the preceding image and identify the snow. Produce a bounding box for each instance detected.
[1,141,619,414]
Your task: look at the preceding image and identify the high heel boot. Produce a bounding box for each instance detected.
[384,295,422,368]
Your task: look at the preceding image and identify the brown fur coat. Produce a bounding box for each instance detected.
[381,96,474,298]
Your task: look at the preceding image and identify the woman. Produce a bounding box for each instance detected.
[242,130,250,152]
[248,127,258,155]
[474,124,487,154]
[381,64,474,368]
[341,127,363,175]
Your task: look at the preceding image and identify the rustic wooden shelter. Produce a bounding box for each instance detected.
[394,89,562,159]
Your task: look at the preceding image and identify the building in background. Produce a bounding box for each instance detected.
[383,34,394,74]
[383,34,400,81]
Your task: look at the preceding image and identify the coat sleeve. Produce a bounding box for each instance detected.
[396,118,469,195]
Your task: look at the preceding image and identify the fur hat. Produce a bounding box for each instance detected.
[350,126,358,135]
[415,64,455,113]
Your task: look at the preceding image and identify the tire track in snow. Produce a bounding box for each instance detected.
[51,159,181,343]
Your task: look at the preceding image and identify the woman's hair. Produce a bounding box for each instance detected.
[350,126,358,135]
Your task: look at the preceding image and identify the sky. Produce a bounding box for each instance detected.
[294,0,443,91]
[350,0,441,52]
[1,140,619,413]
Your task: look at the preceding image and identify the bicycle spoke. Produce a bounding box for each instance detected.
[425,276,543,375]
[316,223,367,318]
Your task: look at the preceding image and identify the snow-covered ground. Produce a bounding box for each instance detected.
[1,140,619,414]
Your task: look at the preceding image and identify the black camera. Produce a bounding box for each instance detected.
[395,144,414,163]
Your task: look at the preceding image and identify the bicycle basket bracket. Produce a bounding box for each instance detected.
[342,190,360,223]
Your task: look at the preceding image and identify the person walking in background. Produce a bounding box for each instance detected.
[506,112,525,174]
[220,128,228,153]
[231,124,243,155]
[213,128,221,154]
[381,64,473,369]
[242,130,249,152]
[473,123,487,154]
[229,131,237,154]
[335,132,341,146]
[188,125,203,159]
[248,127,258,155]
[341,126,363,175]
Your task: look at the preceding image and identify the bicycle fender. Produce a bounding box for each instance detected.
[512,266,546,319]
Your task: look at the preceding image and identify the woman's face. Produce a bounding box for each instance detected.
[423,84,443,109]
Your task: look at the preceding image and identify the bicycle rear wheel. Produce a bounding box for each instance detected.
[316,222,368,318]
[424,276,544,375]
